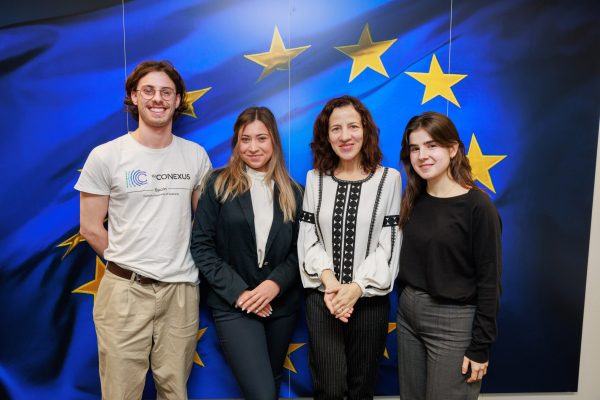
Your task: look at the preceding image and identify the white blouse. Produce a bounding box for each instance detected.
[247,167,273,268]
[298,167,402,297]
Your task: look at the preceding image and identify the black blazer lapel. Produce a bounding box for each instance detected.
[237,191,256,243]
[265,185,283,257]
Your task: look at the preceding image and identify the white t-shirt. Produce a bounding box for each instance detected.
[75,133,212,283]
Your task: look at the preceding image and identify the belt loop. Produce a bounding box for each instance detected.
[129,271,136,285]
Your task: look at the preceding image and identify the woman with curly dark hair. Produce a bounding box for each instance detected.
[397,111,502,400]
[298,95,401,399]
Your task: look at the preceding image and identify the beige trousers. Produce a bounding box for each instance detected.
[93,269,199,400]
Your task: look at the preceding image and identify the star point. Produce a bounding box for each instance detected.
[57,231,86,260]
[283,343,305,373]
[467,133,507,193]
[72,257,106,300]
[194,327,208,367]
[335,23,397,82]
[182,87,211,118]
[406,54,467,107]
[383,322,397,359]
[244,26,311,82]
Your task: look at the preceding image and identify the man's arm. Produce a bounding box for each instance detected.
[192,188,201,215]
[79,192,109,257]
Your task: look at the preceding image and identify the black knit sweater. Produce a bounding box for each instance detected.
[399,189,502,363]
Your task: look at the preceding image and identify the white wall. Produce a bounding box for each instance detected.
[481,126,600,399]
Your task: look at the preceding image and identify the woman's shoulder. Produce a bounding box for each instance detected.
[199,168,230,197]
[467,190,500,218]
[468,189,494,205]
[304,169,324,185]
[288,177,304,198]
[207,167,225,178]
[305,169,320,179]
[201,168,223,186]
[370,166,401,188]
[381,166,401,179]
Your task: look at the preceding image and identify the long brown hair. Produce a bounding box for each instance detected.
[124,60,188,121]
[399,111,481,228]
[212,107,300,222]
[311,95,382,175]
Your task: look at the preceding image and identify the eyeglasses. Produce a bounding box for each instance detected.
[136,86,176,101]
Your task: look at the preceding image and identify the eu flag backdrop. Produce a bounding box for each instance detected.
[1,0,598,398]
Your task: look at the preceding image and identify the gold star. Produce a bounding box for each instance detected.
[181,88,211,118]
[467,133,507,193]
[193,327,208,367]
[405,54,467,107]
[383,322,397,359]
[244,26,311,82]
[335,23,397,82]
[72,257,106,301]
[283,343,305,373]
[57,232,86,260]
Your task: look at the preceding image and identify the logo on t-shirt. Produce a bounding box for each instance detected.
[126,170,148,188]
[151,173,191,180]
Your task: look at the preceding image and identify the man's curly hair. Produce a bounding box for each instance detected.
[124,60,188,121]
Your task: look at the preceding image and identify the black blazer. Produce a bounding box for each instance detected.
[190,171,303,317]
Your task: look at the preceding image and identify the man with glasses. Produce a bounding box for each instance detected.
[76,60,211,399]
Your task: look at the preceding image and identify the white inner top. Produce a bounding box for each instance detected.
[247,167,274,268]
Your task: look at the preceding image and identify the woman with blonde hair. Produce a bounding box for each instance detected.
[191,106,303,400]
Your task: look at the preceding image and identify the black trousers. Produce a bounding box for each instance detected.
[305,289,390,400]
[212,309,297,400]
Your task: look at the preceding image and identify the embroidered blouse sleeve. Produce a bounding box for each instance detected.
[298,171,333,288]
[353,169,402,297]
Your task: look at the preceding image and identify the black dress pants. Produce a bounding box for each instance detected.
[212,309,297,400]
[305,289,390,400]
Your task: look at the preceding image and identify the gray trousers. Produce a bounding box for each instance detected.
[397,286,481,400]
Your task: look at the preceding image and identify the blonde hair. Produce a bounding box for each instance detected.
[211,107,300,223]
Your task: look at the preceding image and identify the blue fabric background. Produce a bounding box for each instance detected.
[0,0,598,398]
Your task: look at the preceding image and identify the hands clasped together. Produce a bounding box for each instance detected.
[321,269,362,323]
[236,280,280,317]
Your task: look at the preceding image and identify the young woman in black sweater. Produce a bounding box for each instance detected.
[397,111,502,400]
